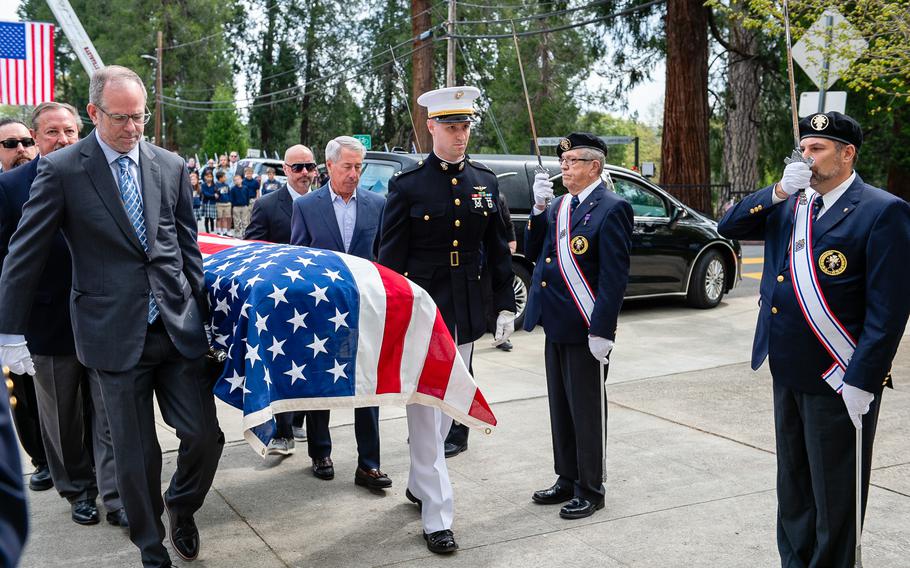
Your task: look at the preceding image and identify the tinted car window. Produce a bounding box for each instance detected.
[357,160,399,195]
[612,178,668,217]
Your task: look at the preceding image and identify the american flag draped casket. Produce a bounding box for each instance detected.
[197,234,497,455]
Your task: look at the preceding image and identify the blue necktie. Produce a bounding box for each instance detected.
[117,156,159,324]
[812,197,823,223]
[570,195,580,214]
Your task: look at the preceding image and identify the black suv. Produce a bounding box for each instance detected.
[351,151,741,328]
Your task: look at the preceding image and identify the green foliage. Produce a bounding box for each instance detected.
[202,85,248,158]
[575,111,662,175]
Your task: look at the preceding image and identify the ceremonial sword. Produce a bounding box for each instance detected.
[782,0,814,193]
[855,425,863,567]
[510,21,547,176]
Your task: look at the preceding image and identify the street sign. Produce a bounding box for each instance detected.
[353,134,372,150]
[537,135,635,147]
[799,91,846,117]
[791,9,866,90]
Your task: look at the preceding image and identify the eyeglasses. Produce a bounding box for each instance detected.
[287,162,317,173]
[559,157,594,167]
[96,106,152,126]
[0,137,36,149]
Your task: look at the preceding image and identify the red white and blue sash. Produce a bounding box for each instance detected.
[555,195,595,326]
[788,192,856,392]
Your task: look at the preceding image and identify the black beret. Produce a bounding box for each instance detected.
[799,111,862,150]
[556,132,608,158]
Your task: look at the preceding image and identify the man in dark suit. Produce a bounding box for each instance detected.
[718,112,910,567]
[0,102,124,528]
[290,135,389,489]
[1,369,28,568]
[244,144,327,457]
[0,66,223,568]
[524,133,633,520]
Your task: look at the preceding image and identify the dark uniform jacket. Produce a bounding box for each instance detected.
[245,184,294,244]
[378,152,516,343]
[0,157,76,355]
[0,387,27,568]
[718,175,910,395]
[523,183,633,343]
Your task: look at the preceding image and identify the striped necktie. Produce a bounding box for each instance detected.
[117,156,159,323]
[570,195,580,214]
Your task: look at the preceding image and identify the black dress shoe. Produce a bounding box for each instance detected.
[443,441,467,458]
[424,529,458,554]
[312,457,335,480]
[71,499,99,525]
[29,465,53,491]
[559,497,604,519]
[532,483,574,505]
[166,502,199,561]
[106,508,129,528]
[355,467,392,489]
[405,488,422,512]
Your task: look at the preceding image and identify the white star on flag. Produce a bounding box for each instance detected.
[328,359,347,383]
[240,302,252,318]
[254,313,270,334]
[308,250,325,257]
[309,284,329,306]
[284,361,307,384]
[267,284,289,307]
[328,308,349,331]
[215,296,231,315]
[267,337,286,360]
[228,281,240,301]
[212,275,223,290]
[215,333,229,347]
[257,260,277,270]
[295,256,315,268]
[225,370,250,394]
[246,273,264,289]
[287,309,308,332]
[268,251,286,258]
[230,266,248,279]
[245,345,262,366]
[282,268,304,283]
[263,367,272,388]
[322,269,342,282]
[308,335,328,356]
[216,261,232,272]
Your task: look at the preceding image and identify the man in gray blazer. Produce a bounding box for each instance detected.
[0,66,222,568]
[290,136,389,489]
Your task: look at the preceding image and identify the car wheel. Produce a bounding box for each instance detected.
[512,262,531,330]
[686,249,726,309]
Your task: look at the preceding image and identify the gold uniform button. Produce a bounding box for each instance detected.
[454,198,461,206]
[541,281,547,287]
[483,211,488,216]
[771,307,778,314]
[452,240,459,247]
[404,271,409,277]
[749,208,755,214]
[454,220,461,227]
[757,205,763,210]
[777,275,784,283]
[5,378,13,390]
[545,257,551,263]
[451,178,458,186]
[423,215,430,221]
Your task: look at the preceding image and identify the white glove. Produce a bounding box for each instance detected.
[588,335,614,365]
[492,311,516,346]
[778,161,812,196]
[0,341,36,376]
[533,172,554,207]
[841,383,874,429]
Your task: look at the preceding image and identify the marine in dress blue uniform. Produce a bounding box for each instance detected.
[377,86,516,554]
[718,111,910,567]
[523,132,633,520]
[1,370,28,568]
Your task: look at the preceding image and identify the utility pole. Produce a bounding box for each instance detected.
[446,0,456,87]
[155,30,163,145]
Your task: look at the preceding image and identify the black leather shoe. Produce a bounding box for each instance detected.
[532,483,574,505]
[71,499,99,525]
[424,529,458,554]
[559,497,604,519]
[443,441,467,458]
[29,465,53,491]
[312,457,335,480]
[405,488,422,512]
[106,508,129,528]
[166,502,199,561]
[355,467,392,489]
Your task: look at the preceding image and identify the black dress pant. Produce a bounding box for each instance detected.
[9,372,47,469]
[94,321,223,568]
[544,338,606,503]
[773,382,879,568]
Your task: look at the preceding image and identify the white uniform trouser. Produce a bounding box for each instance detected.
[406,341,473,532]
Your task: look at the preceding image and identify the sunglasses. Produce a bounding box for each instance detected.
[287,162,317,173]
[1,137,36,149]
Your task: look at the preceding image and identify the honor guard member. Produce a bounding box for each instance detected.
[377,86,516,553]
[718,111,910,567]
[524,133,633,520]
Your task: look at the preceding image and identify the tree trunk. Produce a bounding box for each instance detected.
[411,0,434,153]
[299,1,318,145]
[661,0,711,214]
[722,10,762,210]
[257,2,277,150]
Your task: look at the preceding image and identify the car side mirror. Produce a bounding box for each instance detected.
[668,206,687,228]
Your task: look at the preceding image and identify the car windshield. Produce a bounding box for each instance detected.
[356,162,401,195]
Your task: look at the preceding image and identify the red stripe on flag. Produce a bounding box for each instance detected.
[29,24,35,105]
[48,26,54,101]
[10,60,16,105]
[468,389,497,427]
[416,311,456,400]
[374,265,412,394]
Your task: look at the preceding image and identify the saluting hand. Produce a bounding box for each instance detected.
[776,161,812,198]
[841,383,874,429]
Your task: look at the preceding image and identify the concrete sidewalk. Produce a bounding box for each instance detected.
[18,296,910,567]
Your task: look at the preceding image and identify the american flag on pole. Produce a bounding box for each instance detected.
[0,21,54,106]
[198,234,497,455]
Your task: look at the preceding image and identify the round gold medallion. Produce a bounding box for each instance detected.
[818,250,847,276]
[559,138,571,151]
[570,236,589,255]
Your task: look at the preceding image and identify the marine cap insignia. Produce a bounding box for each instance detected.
[571,235,589,255]
[559,138,571,151]
[818,249,846,276]
[440,161,449,171]
[810,114,829,131]
[454,90,465,100]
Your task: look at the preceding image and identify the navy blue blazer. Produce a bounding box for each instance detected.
[523,183,634,343]
[0,157,76,355]
[0,388,28,568]
[290,184,386,261]
[245,184,294,244]
[718,175,910,394]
